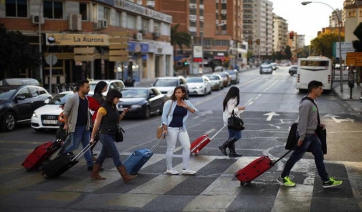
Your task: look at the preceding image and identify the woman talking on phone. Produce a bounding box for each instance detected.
[161,86,199,175]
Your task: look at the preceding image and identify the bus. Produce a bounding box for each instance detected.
[296,56,332,92]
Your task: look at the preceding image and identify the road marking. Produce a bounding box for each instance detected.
[264,112,280,121]
[323,114,355,123]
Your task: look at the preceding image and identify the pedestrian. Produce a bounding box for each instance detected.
[218,86,245,157]
[89,89,137,182]
[62,79,95,171]
[161,86,199,175]
[277,80,343,188]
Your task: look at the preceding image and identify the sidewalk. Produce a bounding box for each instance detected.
[333,81,362,113]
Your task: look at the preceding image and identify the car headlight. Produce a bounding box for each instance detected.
[32,112,38,118]
[131,105,141,109]
[198,85,204,89]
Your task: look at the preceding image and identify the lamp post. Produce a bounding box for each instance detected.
[301,1,343,92]
[38,0,43,85]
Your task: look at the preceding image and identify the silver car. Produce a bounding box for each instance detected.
[224,70,240,84]
[260,65,273,74]
[204,74,223,90]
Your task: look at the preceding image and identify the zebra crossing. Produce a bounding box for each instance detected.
[1,149,362,212]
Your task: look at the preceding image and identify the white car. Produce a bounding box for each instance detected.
[88,79,125,96]
[31,91,74,131]
[204,74,223,90]
[186,76,212,96]
[151,76,189,98]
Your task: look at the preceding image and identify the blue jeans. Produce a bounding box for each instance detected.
[96,134,123,167]
[64,126,93,167]
[281,133,329,181]
[228,128,242,140]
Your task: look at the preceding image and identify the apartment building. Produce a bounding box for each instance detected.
[243,0,273,61]
[133,0,246,68]
[343,0,362,42]
[329,9,342,27]
[0,0,173,83]
[272,14,288,53]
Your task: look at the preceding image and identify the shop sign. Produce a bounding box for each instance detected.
[114,0,172,23]
[46,33,108,46]
[128,42,149,53]
[193,46,203,58]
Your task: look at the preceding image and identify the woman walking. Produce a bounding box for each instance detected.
[218,86,245,157]
[90,89,137,182]
[161,86,199,175]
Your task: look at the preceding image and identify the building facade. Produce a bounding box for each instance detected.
[0,0,173,84]
[343,1,362,42]
[272,14,288,53]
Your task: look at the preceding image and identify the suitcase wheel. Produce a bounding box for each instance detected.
[240,181,251,186]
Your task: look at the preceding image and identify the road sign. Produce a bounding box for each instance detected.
[346,52,362,66]
[45,54,57,65]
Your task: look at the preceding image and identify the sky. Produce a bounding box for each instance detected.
[270,0,345,45]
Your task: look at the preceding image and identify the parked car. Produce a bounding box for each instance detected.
[31,91,74,131]
[88,79,125,96]
[151,76,189,99]
[224,70,240,84]
[116,87,165,119]
[260,65,273,74]
[0,84,52,131]
[215,72,231,87]
[186,76,212,96]
[204,74,223,90]
[289,65,298,76]
[0,78,40,86]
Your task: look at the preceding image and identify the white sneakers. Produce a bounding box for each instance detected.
[165,168,197,175]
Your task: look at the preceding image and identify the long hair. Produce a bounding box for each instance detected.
[94,81,107,95]
[170,86,187,101]
[105,89,122,107]
[223,86,240,111]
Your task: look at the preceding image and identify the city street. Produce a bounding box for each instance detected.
[1,67,362,211]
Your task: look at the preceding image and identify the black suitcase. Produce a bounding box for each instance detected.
[42,143,92,179]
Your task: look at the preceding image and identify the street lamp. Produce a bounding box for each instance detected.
[301,1,343,92]
[38,0,43,85]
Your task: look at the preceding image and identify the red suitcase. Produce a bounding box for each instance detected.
[191,126,225,155]
[235,150,292,186]
[22,139,62,171]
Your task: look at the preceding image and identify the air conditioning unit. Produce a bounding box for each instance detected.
[142,29,148,35]
[153,32,160,38]
[93,21,100,29]
[190,5,196,9]
[221,10,227,15]
[136,33,142,41]
[190,19,196,22]
[68,14,82,31]
[31,15,44,25]
[99,19,108,28]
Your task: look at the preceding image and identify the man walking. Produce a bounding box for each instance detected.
[278,80,343,188]
[63,79,94,171]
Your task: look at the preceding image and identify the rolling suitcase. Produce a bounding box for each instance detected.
[42,143,93,179]
[21,139,63,171]
[235,149,292,186]
[124,138,163,175]
[190,126,225,155]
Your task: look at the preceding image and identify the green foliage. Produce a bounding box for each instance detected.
[353,22,362,41]
[310,28,344,58]
[0,24,40,77]
[170,24,191,56]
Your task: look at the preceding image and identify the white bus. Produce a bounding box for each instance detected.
[296,56,332,91]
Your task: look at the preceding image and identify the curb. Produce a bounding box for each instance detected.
[332,87,361,101]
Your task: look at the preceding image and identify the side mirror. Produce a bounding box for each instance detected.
[15,95,26,101]
[44,99,50,104]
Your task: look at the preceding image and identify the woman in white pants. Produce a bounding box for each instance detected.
[161,86,199,175]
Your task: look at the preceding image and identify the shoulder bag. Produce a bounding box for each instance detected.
[227,110,245,131]
[156,101,173,138]
[115,126,125,142]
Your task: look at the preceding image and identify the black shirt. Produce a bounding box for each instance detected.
[169,105,187,127]
[76,97,88,126]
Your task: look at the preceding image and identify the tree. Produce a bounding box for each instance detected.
[170,24,191,58]
[0,24,40,79]
[285,45,292,60]
[310,28,345,58]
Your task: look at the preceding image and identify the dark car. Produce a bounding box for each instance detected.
[289,65,298,76]
[116,87,166,119]
[0,85,52,131]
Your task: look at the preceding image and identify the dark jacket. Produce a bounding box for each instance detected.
[99,103,119,135]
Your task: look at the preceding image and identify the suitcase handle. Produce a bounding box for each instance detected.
[210,126,226,140]
[271,149,293,166]
[72,143,94,161]
[149,138,163,152]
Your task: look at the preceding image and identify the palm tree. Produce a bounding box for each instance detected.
[170,24,191,59]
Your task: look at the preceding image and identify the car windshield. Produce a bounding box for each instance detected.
[0,88,16,101]
[262,66,271,69]
[186,77,203,83]
[154,79,178,87]
[48,93,73,105]
[225,71,235,75]
[121,88,148,98]
[206,75,219,80]
[218,73,226,77]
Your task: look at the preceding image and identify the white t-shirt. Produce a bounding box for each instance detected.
[223,98,240,126]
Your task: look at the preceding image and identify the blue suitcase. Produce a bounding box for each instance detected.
[124,139,162,175]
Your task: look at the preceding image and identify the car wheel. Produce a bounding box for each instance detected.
[290,72,294,76]
[143,106,151,119]
[203,89,206,96]
[1,112,16,132]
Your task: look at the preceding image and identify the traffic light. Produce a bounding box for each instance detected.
[183,61,188,66]
[289,31,294,39]
[248,39,253,45]
[256,39,260,45]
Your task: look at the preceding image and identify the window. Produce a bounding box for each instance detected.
[348,10,356,17]
[44,1,63,19]
[104,7,110,21]
[5,0,27,17]
[79,3,88,21]
[16,88,31,99]
[29,87,39,97]
[154,21,160,32]
[127,14,136,29]
[36,87,47,95]
[115,11,121,26]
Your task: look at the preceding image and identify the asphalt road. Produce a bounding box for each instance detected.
[1,67,362,212]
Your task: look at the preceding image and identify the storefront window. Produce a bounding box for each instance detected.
[5,0,27,17]
[79,3,88,21]
[44,1,63,19]
[127,14,136,29]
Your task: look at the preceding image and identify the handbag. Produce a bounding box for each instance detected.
[227,110,245,131]
[115,126,125,143]
[157,101,173,138]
